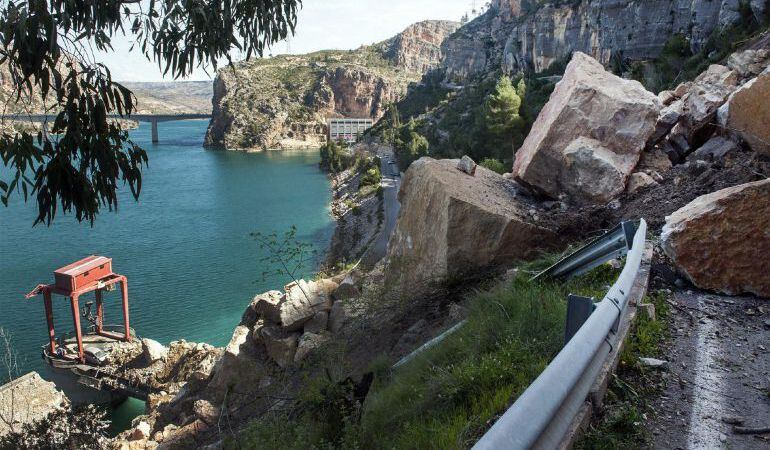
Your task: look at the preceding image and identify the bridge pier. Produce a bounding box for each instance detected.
[151,119,159,143]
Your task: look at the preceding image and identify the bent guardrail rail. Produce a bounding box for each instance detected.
[532,220,638,281]
[473,218,648,450]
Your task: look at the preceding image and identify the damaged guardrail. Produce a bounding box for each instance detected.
[473,218,648,450]
[532,220,638,281]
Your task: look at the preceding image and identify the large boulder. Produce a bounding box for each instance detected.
[280,280,332,331]
[385,158,558,292]
[661,178,770,297]
[208,325,266,391]
[512,52,661,204]
[718,68,770,156]
[252,281,332,331]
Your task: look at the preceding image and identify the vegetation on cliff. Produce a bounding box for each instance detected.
[205,21,460,151]
[228,259,619,449]
[624,2,770,92]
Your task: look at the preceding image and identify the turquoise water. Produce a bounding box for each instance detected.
[0,120,334,377]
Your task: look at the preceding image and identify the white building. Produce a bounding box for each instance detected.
[328,118,374,144]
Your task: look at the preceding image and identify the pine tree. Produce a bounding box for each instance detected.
[485,75,525,158]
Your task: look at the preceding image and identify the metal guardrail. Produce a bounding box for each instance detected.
[532,220,638,281]
[473,218,648,450]
[392,320,467,369]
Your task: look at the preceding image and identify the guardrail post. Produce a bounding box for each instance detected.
[564,295,595,345]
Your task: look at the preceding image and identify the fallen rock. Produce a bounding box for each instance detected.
[649,102,682,144]
[386,158,558,292]
[639,357,668,369]
[667,123,691,154]
[208,325,265,390]
[332,273,360,300]
[193,399,220,425]
[679,83,734,136]
[128,422,152,441]
[661,178,770,297]
[251,290,284,324]
[294,332,330,363]
[658,90,676,105]
[626,172,658,195]
[457,155,477,175]
[718,68,770,156]
[689,136,738,161]
[260,326,300,368]
[141,338,168,363]
[637,147,673,173]
[512,52,661,204]
[304,311,329,334]
[673,81,692,98]
[727,49,770,78]
[280,280,332,331]
[0,372,68,437]
[693,64,737,87]
[561,137,629,203]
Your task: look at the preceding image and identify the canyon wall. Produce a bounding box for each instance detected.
[442,0,764,83]
[204,20,460,151]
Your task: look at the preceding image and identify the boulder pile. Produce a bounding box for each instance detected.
[224,277,353,371]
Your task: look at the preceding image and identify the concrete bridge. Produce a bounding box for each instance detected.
[6,113,212,143]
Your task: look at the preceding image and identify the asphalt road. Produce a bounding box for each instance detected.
[362,146,401,266]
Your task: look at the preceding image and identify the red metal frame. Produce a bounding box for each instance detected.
[26,257,131,364]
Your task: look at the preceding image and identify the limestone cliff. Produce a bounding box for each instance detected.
[204,20,460,151]
[442,0,764,83]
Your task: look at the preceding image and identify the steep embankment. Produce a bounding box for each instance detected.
[203,20,459,151]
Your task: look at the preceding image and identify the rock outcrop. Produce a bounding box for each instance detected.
[442,0,756,83]
[512,52,661,204]
[661,178,770,297]
[205,20,459,151]
[385,157,558,291]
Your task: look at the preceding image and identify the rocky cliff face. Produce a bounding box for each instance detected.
[204,20,460,151]
[441,0,764,83]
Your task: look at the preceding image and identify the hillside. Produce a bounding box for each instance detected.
[376,0,769,167]
[203,20,460,151]
[121,81,213,115]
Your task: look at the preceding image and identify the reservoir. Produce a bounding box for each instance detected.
[0,120,334,379]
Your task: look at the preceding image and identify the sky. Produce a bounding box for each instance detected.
[101,0,476,82]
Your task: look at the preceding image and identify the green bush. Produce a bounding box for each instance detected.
[360,166,382,188]
[319,140,352,173]
[479,158,507,174]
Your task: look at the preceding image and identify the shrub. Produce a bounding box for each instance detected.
[479,158,507,174]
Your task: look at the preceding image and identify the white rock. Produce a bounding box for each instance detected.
[141,338,168,363]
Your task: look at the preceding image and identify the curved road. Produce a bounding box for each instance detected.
[363,145,401,266]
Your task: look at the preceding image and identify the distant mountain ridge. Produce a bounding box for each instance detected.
[120,81,213,115]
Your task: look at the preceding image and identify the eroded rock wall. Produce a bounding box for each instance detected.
[443,0,754,83]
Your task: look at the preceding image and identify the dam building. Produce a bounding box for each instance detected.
[328,118,374,144]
